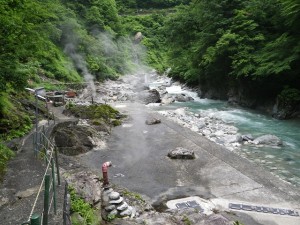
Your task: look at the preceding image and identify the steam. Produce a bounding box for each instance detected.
[64,43,96,97]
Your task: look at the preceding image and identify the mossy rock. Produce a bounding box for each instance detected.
[67,104,123,124]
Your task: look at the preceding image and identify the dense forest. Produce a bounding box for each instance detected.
[0,0,300,174]
[164,0,300,107]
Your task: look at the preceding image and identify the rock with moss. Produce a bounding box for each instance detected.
[53,121,106,155]
[64,104,124,126]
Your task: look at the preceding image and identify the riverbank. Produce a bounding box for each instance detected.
[75,73,300,224]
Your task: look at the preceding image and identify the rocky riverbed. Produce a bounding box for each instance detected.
[56,71,299,225]
[83,72,284,154]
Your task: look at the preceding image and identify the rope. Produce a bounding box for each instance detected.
[48,193,54,214]
[27,146,55,221]
[39,132,55,149]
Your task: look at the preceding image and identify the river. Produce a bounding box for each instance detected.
[149,82,300,187]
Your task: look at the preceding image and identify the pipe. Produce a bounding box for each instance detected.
[102,161,112,186]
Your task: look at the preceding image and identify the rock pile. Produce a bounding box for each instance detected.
[102,188,135,219]
[159,108,283,152]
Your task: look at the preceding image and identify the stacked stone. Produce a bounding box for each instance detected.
[102,188,135,218]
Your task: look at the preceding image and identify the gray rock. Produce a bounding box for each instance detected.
[109,209,118,216]
[140,89,161,104]
[174,94,194,102]
[105,204,116,212]
[103,188,113,195]
[253,134,282,146]
[222,134,243,144]
[161,94,175,105]
[109,196,124,204]
[120,206,133,217]
[53,122,101,156]
[145,118,161,125]
[242,134,254,141]
[198,214,231,225]
[197,122,206,129]
[117,202,128,211]
[168,147,195,159]
[109,191,120,200]
[134,32,143,43]
[65,171,101,205]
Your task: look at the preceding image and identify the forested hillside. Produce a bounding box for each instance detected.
[164,0,300,114]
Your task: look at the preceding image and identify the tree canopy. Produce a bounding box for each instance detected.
[164,0,300,97]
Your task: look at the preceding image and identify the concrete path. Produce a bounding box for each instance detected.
[79,102,300,225]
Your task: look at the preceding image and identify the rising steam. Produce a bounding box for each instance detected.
[64,43,96,97]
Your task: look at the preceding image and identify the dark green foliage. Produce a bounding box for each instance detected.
[0,143,15,181]
[278,87,300,106]
[69,186,99,225]
[0,92,33,141]
[121,13,168,72]
[116,0,191,13]
[164,0,300,98]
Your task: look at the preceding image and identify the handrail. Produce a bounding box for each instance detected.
[22,124,60,225]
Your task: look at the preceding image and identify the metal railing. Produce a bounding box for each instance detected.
[22,128,60,225]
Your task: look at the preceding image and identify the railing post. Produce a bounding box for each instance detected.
[43,174,50,225]
[42,126,46,147]
[63,182,71,225]
[54,147,60,185]
[42,127,47,163]
[30,213,41,225]
[35,91,38,157]
[51,158,57,214]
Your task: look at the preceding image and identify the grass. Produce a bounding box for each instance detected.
[0,143,15,181]
[69,186,100,225]
[122,190,145,203]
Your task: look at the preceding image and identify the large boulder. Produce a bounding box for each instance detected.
[168,147,195,159]
[252,134,282,146]
[139,89,161,104]
[65,171,102,206]
[161,94,175,105]
[174,94,194,102]
[145,118,161,125]
[220,134,243,144]
[53,122,102,155]
[134,32,143,44]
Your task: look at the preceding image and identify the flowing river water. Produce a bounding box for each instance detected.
[149,82,300,187]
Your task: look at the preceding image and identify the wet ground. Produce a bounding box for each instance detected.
[79,102,300,225]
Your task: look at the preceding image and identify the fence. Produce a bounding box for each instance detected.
[22,126,61,225]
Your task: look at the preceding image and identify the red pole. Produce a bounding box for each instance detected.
[102,161,112,186]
